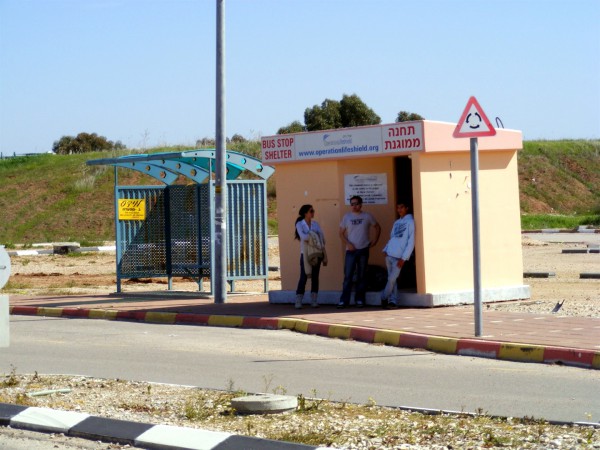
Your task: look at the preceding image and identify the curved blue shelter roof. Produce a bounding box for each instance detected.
[86,149,274,184]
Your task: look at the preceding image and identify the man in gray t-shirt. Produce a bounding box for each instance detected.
[338,196,381,308]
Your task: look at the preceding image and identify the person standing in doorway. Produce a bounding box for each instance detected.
[295,204,327,309]
[380,202,415,309]
[338,195,381,308]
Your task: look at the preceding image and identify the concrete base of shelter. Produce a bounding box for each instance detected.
[1,294,9,347]
[269,285,531,308]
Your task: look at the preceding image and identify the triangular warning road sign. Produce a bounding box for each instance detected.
[453,96,496,138]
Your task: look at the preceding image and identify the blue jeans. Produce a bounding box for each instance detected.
[339,247,369,304]
[296,254,321,295]
[381,255,402,303]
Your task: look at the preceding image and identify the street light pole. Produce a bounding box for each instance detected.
[214,0,227,304]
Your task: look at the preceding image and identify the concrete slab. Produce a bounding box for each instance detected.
[269,285,531,307]
[11,407,89,433]
[70,416,154,445]
[135,424,231,449]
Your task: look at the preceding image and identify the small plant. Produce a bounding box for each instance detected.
[225,378,236,392]
[483,429,510,447]
[184,390,237,421]
[272,385,288,395]
[262,373,274,393]
[296,392,325,413]
[1,366,19,387]
[14,392,35,406]
[73,174,97,192]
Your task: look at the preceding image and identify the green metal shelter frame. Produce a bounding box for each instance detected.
[87,150,275,296]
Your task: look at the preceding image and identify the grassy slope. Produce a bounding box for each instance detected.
[0,140,598,244]
[519,140,600,215]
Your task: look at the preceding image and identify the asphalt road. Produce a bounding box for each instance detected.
[1,315,598,425]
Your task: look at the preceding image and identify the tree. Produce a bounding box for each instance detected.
[281,94,381,133]
[396,111,425,122]
[339,94,381,128]
[52,132,123,154]
[278,94,423,134]
[277,121,305,135]
[230,134,247,143]
[304,99,342,131]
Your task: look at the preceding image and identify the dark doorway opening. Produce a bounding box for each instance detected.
[394,156,417,290]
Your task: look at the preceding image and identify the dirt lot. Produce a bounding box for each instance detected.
[3,234,599,318]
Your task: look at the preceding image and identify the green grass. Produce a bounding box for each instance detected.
[519,140,600,215]
[521,213,600,230]
[0,140,598,243]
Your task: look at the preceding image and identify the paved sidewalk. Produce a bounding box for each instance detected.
[9,292,600,369]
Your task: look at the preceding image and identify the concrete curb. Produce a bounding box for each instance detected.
[0,402,326,449]
[523,271,556,278]
[524,228,600,234]
[9,305,600,370]
[7,246,116,257]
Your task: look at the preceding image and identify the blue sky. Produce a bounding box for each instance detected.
[1,0,598,154]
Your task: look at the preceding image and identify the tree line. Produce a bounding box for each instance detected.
[277,93,423,134]
[52,132,126,155]
[52,93,423,153]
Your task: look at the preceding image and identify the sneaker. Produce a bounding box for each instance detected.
[356,300,364,308]
[336,301,346,309]
[387,301,398,309]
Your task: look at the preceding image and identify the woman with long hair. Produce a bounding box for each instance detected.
[294,204,327,309]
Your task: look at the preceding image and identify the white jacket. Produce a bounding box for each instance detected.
[382,214,415,261]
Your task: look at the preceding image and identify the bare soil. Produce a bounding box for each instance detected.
[3,235,599,318]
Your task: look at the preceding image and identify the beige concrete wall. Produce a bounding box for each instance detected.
[275,161,342,292]
[414,150,523,293]
[276,157,403,292]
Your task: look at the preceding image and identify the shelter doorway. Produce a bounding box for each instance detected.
[394,156,417,290]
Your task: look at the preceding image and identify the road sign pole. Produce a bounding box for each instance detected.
[453,96,495,337]
[470,137,483,336]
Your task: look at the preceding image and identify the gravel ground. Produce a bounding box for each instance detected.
[0,374,598,449]
[1,233,599,449]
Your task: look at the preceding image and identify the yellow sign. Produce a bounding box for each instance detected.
[118,199,146,220]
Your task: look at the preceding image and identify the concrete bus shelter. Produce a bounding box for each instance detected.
[262,120,530,307]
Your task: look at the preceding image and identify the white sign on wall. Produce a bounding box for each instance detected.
[344,173,388,205]
[261,122,424,164]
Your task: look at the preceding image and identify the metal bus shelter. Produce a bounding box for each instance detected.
[87,150,274,296]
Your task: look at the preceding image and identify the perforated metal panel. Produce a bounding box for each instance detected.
[168,185,211,278]
[117,187,167,278]
[115,181,268,292]
[227,181,267,279]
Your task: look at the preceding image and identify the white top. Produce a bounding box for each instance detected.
[339,211,377,250]
[296,220,325,255]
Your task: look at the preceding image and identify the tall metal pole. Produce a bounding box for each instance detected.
[470,137,483,336]
[214,0,227,303]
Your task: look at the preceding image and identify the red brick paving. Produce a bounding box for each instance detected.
[9,293,600,352]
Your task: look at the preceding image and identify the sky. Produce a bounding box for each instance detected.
[1,0,599,155]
